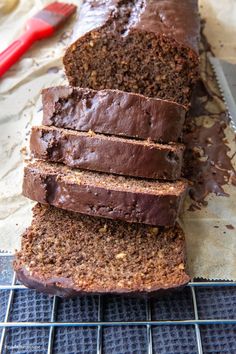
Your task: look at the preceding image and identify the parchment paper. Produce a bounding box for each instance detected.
[0,0,235,280]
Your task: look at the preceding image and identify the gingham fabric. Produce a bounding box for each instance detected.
[1,279,236,354]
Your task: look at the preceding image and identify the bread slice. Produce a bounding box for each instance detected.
[14,204,190,297]
[30,126,184,181]
[23,161,187,226]
[63,0,200,105]
[42,86,186,143]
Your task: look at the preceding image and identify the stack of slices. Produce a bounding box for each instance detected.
[14,0,200,297]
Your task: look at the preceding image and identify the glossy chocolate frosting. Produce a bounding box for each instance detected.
[42,86,186,143]
[30,126,185,181]
[22,161,187,226]
[72,0,200,54]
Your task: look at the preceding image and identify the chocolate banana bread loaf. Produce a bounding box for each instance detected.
[42,86,186,143]
[30,126,184,180]
[14,204,190,297]
[63,0,200,106]
[23,161,187,226]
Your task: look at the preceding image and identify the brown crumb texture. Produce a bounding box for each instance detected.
[42,86,186,143]
[14,204,190,297]
[22,161,188,226]
[30,125,185,180]
[63,0,200,106]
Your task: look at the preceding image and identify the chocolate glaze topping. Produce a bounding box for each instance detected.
[226,224,235,230]
[183,36,236,209]
[22,161,187,227]
[30,125,185,181]
[72,0,200,54]
[133,0,200,53]
[42,86,186,143]
[64,0,200,105]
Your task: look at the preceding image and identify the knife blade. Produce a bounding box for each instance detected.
[208,54,236,131]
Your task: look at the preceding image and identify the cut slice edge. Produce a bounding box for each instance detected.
[14,204,190,297]
[22,161,187,226]
[24,160,188,195]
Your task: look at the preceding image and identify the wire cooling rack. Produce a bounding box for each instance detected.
[0,253,236,354]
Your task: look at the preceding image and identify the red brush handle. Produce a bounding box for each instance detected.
[0,30,37,77]
[0,18,55,77]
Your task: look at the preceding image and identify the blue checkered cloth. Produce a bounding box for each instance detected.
[1,263,236,354]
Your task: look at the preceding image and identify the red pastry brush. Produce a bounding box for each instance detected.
[0,2,77,77]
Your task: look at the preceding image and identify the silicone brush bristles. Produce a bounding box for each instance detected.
[34,2,77,29]
[45,2,77,17]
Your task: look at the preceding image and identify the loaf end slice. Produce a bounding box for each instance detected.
[22,161,188,227]
[14,204,190,297]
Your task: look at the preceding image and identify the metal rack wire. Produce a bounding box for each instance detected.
[0,254,236,354]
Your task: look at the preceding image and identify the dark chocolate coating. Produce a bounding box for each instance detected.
[15,266,190,298]
[71,0,200,54]
[42,86,186,143]
[63,0,200,106]
[30,126,185,180]
[22,162,187,226]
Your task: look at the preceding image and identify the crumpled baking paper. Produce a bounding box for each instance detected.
[0,0,235,280]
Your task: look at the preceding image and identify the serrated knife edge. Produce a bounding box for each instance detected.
[208,54,236,131]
